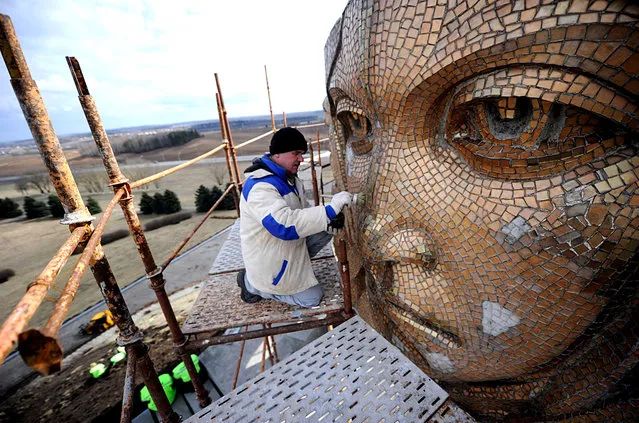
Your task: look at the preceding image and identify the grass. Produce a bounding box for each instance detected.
[0,161,243,330]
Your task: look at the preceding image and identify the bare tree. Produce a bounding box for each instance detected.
[14,178,30,195]
[210,165,227,186]
[24,173,52,194]
[79,172,106,193]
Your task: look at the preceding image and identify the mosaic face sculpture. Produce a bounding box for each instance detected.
[325,1,639,420]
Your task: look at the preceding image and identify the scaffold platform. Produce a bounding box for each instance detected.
[182,219,347,343]
[183,258,345,336]
[185,315,476,422]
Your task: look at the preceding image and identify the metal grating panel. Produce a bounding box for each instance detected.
[184,258,344,335]
[186,316,451,422]
[209,219,334,275]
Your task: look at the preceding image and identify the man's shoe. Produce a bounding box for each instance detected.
[237,270,261,303]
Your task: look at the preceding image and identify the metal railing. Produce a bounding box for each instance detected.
[0,13,333,423]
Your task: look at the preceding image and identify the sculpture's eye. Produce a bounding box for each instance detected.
[442,68,633,180]
[336,98,373,156]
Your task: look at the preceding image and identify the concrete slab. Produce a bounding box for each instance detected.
[171,394,193,421]
[184,380,221,414]
[132,408,156,423]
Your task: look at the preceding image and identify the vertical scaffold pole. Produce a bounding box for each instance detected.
[0,15,179,423]
[214,73,243,193]
[308,138,320,206]
[66,56,211,409]
[264,65,276,132]
[216,93,240,214]
[316,131,325,205]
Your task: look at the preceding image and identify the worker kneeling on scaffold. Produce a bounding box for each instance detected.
[238,127,352,307]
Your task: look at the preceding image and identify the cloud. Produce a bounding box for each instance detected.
[0,0,346,142]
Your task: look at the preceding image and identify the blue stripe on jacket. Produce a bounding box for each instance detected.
[242,174,294,201]
[261,214,299,240]
[272,260,288,285]
[325,205,337,220]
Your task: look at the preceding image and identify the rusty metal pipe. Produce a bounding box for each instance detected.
[130,144,226,189]
[264,65,276,132]
[120,347,137,423]
[266,324,279,363]
[338,237,353,316]
[0,226,87,365]
[316,131,325,205]
[162,184,234,270]
[214,74,243,191]
[185,314,348,351]
[233,129,273,150]
[216,93,240,213]
[44,189,124,335]
[294,123,326,130]
[91,255,179,423]
[262,324,275,367]
[17,188,124,375]
[132,343,180,423]
[67,56,210,406]
[0,15,92,226]
[226,108,243,192]
[66,57,128,185]
[308,140,320,206]
[118,195,211,407]
[232,326,248,390]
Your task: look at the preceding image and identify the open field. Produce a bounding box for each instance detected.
[0,126,329,179]
[0,124,331,331]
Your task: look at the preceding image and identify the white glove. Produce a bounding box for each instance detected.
[329,191,353,214]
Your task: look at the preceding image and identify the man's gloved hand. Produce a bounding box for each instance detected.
[329,191,353,214]
[328,212,345,233]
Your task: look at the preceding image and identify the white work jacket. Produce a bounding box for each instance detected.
[239,155,337,295]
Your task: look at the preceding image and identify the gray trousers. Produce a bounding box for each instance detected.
[245,231,333,307]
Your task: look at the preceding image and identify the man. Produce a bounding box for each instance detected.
[238,127,352,307]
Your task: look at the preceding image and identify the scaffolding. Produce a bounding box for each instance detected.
[0,14,344,423]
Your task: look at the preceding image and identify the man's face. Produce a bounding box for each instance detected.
[326,0,638,417]
[272,150,305,176]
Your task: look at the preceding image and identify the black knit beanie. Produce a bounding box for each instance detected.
[269,127,308,154]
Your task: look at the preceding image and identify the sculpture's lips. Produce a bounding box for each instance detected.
[384,293,462,350]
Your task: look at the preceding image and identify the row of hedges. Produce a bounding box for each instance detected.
[0,198,22,219]
[139,190,182,215]
[113,130,201,155]
[0,195,102,220]
[98,210,194,247]
[194,185,236,212]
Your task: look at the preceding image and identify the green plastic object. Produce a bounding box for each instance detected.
[140,374,176,411]
[110,351,126,365]
[90,363,107,379]
[172,354,201,383]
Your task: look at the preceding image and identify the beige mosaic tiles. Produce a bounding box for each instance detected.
[324,0,638,421]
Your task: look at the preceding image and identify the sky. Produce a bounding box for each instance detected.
[0,0,347,143]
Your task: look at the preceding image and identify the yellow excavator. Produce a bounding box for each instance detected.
[80,310,115,335]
